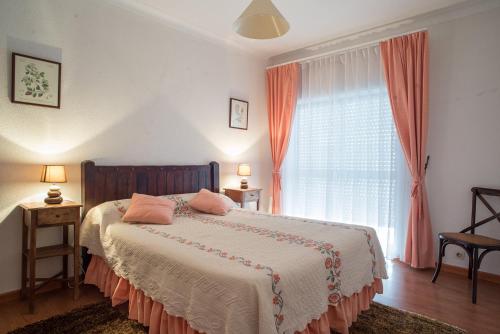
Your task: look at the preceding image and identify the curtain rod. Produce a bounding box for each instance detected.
[266,28,427,69]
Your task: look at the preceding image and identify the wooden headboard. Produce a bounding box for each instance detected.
[81,160,219,217]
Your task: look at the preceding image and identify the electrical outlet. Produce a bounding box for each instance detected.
[456,251,465,259]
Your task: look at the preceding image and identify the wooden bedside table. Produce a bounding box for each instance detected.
[224,188,262,210]
[19,200,82,313]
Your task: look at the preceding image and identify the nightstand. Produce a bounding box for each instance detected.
[224,188,262,210]
[19,200,82,313]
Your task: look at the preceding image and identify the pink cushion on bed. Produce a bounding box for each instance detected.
[122,193,176,224]
[188,189,231,215]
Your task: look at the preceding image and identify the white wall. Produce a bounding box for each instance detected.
[426,7,500,274]
[269,1,500,274]
[0,0,272,294]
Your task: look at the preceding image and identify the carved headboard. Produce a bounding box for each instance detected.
[81,160,219,217]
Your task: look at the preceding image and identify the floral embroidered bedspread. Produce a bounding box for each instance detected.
[81,195,387,334]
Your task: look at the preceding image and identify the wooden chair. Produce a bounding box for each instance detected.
[432,187,500,304]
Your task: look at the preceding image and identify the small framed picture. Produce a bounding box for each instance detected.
[229,98,249,130]
[11,53,61,108]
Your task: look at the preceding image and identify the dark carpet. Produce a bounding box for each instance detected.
[9,301,466,334]
[344,302,466,334]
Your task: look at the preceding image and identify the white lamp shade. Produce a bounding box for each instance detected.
[233,0,289,39]
[40,165,67,183]
[237,163,251,176]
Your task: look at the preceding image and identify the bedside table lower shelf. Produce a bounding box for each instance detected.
[23,244,75,260]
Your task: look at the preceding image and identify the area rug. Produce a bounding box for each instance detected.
[8,301,466,334]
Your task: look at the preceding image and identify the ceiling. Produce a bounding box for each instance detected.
[122,0,467,57]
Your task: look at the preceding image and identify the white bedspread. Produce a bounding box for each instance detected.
[81,195,387,334]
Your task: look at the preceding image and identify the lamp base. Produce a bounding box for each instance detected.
[44,196,63,204]
[45,184,63,204]
[240,179,248,189]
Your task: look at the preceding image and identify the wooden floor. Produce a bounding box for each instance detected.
[375,261,500,334]
[0,284,105,334]
[1,260,499,334]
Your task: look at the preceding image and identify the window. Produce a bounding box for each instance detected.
[281,46,410,258]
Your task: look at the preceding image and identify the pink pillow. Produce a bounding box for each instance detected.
[122,193,176,224]
[188,189,232,215]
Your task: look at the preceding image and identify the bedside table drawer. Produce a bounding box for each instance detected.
[224,188,262,210]
[243,190,260,202]
[38,208,79,225]
[225,189,244,202]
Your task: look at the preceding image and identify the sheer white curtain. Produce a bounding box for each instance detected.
[281,45,411,259]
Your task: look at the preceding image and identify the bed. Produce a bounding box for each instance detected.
[80,160,387,334]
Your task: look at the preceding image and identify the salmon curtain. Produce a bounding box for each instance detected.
[266,63,301,214]
[380,31,435,268]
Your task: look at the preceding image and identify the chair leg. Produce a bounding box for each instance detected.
[468,247,473,280]
[432,239,445,283]
[472,248,479,304]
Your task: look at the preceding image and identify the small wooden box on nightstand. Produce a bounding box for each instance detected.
[19,200,82,313]
[224,188,262,210]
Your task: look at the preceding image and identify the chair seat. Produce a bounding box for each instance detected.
[439,232,500,248]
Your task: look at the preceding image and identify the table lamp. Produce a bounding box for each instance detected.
[237,163,251,189]
[40,165,67,204]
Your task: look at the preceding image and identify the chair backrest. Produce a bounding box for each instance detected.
[461,187,500,234]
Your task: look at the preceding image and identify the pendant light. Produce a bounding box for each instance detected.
[233,0,289,39]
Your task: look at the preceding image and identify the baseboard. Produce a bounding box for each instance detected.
[0,289,22,304]
[0,276,81,304]
[442,263,500,284]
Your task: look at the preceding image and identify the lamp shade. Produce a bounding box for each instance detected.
[40,165,67,183]
[237,163,251,176]
[233,0,289,39]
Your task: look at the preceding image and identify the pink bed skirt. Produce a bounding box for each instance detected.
[85,256,382,334]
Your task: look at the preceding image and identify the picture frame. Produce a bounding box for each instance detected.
[11,52,61,108]
[229,98,249,130]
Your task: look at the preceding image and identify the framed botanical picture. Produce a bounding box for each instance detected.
[229,98,249,130]
[11,53,61,108]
